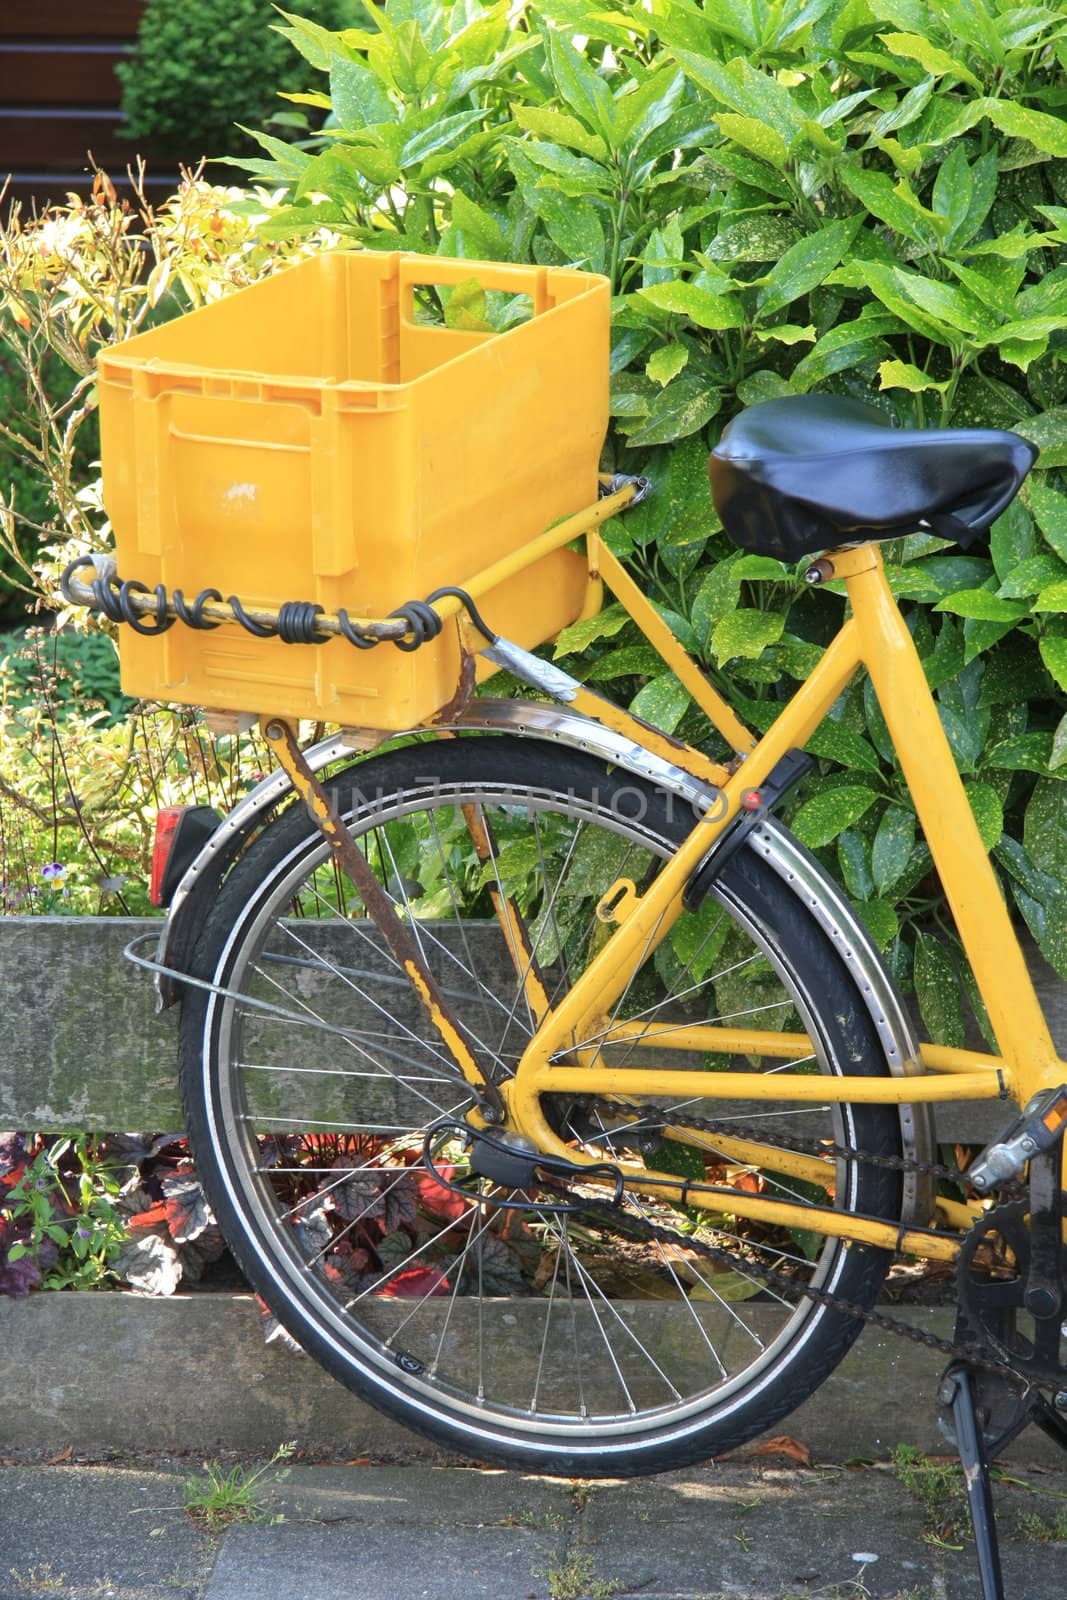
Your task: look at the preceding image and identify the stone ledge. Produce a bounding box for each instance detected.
[2,1291,1062,1466]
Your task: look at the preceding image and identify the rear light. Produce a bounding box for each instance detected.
[150,805,222,907]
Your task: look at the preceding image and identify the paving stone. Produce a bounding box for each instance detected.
[205,1521,569,1600]
[0,1467,212,1600]
[578,1465,936,1599]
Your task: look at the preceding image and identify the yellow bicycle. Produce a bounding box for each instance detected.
[65,391,1067,1600]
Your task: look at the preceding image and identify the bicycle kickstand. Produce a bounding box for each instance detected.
[940,1364,1005,1600]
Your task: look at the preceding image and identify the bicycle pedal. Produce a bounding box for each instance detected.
[969,1085,1067,1192]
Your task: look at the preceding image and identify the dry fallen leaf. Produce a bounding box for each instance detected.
[742,1435,813,1466]
[47,1446,74,1465]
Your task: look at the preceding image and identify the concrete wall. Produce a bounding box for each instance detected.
[3,916,1064,1141]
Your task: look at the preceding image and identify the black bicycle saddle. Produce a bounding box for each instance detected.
[708,395,1037,562]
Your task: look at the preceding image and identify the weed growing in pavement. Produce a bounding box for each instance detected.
[1015,1508,1067,1542]
[183,1441,295,1533]
[536,1551,617,1600]
[7,1568,66,1593]
[893,1444,968,1548]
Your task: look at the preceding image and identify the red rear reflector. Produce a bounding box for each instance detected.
[150,807,186,907]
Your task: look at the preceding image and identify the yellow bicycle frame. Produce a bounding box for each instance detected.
[485,533,1067,1261]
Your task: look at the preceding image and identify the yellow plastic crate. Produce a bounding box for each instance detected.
[99,252,610,728]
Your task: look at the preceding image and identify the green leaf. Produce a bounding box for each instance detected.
[543,199,607,270]
[1040,635,1067,692]
[275,10,357,70]
[1030,480,1067,561]
[857,898,900,950]
[710,609,784,664]
[544,28,615,142]
[646,345,690,386]
[996,838,1067,976]
[400,109,488,168]
[623,373,722,448]
[614,67,685,151]
[737,370,797,404]
[673,51,802,143]
[510,138,613,196]
[791,313,896,389]
[1024,778,1067,880]
[450,190,507,260]
[933,589,1028,621]
[878,359,948,394]
[837,166,936,245]
[962,615,1018,663]
[584,645,663,683]
[984,732,1053,774]
[932,144,974,243]
[998,553,1067,598]
[713,113,789,169]
[804,720,882,774]
[913,932,965,1048]
[238,126,312,180]
[1034,580,1067,612]
[893,269,993,338]
[954,148,1000,247]
[553,603,630,658]
[627,435,719,549]
[938,703,982,771]
[990,498,1038,581]
[838,828,874,900]
[965,781,1004,851]
[739,369,796,403]
[1017,411,1067,469]
[848,261,954,344]
[511,104,608,162]
[1051,713,1067,773]
[732,554,789,581]
[877,32,983,89]
[704,215,804,264]
[629,672,691,734]
[871,804,916,893]
[330,55,395,129]
[791,785,880,848]
[638,280,746,330]
[756,217,861,321]
[442,277,490,332]
[754,323,816,345]
[935,97,1067,159]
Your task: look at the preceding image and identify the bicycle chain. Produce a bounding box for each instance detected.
[568,1098,1038,1383]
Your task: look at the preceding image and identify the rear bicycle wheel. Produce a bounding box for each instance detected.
[180,734,902,1475]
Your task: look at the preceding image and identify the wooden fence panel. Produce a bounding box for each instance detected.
[0,1,154,209]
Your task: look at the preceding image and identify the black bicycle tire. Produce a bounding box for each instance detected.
[179,734,903,1476]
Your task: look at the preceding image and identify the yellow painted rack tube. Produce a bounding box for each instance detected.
[65,483,641,645]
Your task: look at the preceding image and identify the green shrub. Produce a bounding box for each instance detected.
[0,177,327,919]
[0,355,67,626]
[117,0,364,162]
[0,627,134,724]
[233,0,1067,1044]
